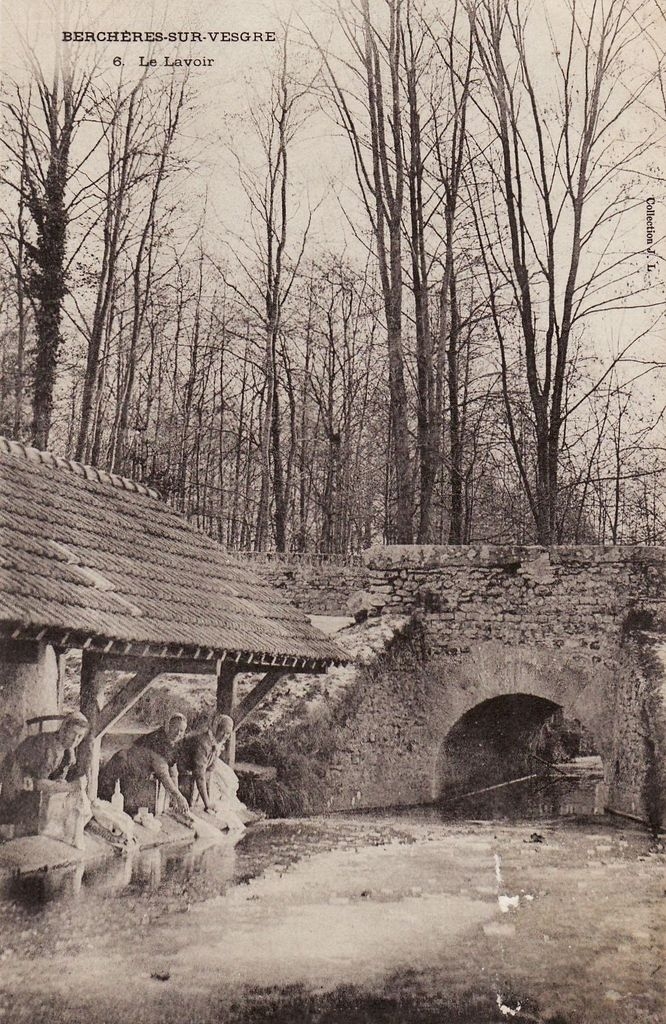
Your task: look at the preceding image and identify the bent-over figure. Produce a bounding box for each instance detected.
[177,713,233,814]
[98,744,190,817]
[131,713,187,790]
[0,712,90,808]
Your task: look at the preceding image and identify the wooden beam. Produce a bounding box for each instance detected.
[78,651,106,800]
[0,626,339,674]
[234,670,289,729]
[216,661,239,715]
[78,654,163,799]
[55,651,67,709]
[80,651,104,733]
[95,666,163,738]
[0,640,42,664]
[89,653,219,676]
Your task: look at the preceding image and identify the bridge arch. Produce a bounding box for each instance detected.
[432,691,603,806]
[294,544,666,828]
[424,642,614,801]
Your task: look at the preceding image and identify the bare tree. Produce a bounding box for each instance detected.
[75,78,151,460]
[222,32,313,551]
[1,45,94,447]
[321,0,414,542]
[470,0,659,542]
[107,78,187,472]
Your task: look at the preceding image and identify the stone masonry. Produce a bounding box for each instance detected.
[362,544,666,650]
[237,552,369,615]
[315,546,666,827]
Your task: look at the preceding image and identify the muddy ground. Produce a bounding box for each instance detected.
[0,813,663,1024]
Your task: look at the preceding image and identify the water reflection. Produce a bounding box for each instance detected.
[5,861,86,909]
[0,835,243,912]
[440,770,608,822]
[0,764,609,919]
[0,819,415,922]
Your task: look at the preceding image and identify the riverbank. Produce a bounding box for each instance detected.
[0,812,663,1023]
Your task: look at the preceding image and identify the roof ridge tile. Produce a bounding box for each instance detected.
[0,435,161,500]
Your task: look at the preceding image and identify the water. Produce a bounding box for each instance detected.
[0,817,416,930]
[0,761,607,920]
[439,765,608,821]
[0,796,662,1024]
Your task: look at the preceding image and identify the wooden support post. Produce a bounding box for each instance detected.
[216,661,238,715]
[217,661,239,767]
[234,670,288,729]
[79,654,164,800]
[79,652,105,800]
[55,651,67,711]
[80,652,104,728]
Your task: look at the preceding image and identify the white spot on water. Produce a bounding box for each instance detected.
[497,894,520,913]
[496,993,522,1016]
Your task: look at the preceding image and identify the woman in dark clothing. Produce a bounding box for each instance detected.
[132,713,187,788]
[177,713,233,813]
[98,744,190,816]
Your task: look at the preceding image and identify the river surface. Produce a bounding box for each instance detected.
[0,777,663,1024]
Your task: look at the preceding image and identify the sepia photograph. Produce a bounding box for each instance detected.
[0,0,664,1021]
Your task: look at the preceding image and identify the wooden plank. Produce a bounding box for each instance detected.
[95,666,163,737]
[442,773,544,808]
[90,653,219,676]
[234,670,289,729]
[604,806,652,828]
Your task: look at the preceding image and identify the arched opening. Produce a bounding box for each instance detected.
[435,693,604,819]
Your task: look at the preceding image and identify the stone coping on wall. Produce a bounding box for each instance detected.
[232,551,364,566]
[362,544,666,569]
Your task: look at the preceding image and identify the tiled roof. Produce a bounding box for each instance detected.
[0,438,346,667]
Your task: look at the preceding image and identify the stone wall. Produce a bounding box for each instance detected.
[314,546,666,826]
[238,553,369,615]
[362,544,666,651]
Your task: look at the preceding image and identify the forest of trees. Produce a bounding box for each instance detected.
[0,0,664,551]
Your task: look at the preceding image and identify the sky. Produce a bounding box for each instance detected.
[0,0,352,240]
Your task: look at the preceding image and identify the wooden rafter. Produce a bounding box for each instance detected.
[0,624,338,673]
[89,653,218,677]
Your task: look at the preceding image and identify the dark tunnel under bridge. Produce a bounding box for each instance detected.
[434,693,601,814]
